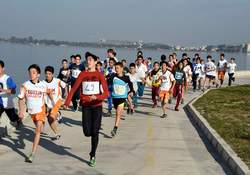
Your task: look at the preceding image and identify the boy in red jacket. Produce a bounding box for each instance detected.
[64,52,109,167]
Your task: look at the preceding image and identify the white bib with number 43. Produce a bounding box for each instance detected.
[82,81,100,95]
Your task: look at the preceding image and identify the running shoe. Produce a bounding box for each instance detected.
[89,157,96,167]
[181,99,184,104]
[130,109,134,115]
[57,111,63,124]
[175,107,179,111]
[26,153,35,163]
[111,128,117,137]
[51,134,61,141]
[107,110,112,117]
[16,120,24,130]
[160,114,167,118]
[127,108,130,115]
[73,106,78,112]
[168,98,172,104]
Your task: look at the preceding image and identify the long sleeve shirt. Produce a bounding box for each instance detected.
[65,70,109,107]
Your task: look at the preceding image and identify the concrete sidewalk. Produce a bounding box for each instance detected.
[0,77,249,175]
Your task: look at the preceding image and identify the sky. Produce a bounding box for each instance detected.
[0,0,249,46]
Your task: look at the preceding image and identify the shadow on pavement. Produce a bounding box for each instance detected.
[0,125,89,165]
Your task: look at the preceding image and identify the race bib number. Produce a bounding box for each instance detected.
[72,69,81,78]
[175,72,183,80]
[82,82,100,95]
[113,84,126,95]
[153,75,158,81]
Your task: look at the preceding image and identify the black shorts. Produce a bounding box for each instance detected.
[0,107,19,122]
[112,98,126,109]
[82,105,102,137]
[206,75,215,80]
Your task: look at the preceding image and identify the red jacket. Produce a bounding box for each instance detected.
[65,70,109,107]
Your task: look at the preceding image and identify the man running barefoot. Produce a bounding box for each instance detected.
[64,52,109,167]
[18,64,52,163]
[44,66,67,140]
[109,62,134,137]
[158,62,175,118]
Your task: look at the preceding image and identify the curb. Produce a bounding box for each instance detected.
[185,90,250,175]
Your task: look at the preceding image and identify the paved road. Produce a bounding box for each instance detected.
[0,77,249,175]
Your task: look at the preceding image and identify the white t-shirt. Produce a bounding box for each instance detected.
[193,63,202,75]
[43,78,66,109]
[218,59,227,71]
[127,73,139,92]
[160,70,175,91]
[18,80,47,114]
[136,64,148,82]
[183,65,192,82]
[0,74,15,109]
[205,62,216,76]
[199,64,206,78]
[228,63,237,74]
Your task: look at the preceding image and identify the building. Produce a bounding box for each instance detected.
[242,43,250,53]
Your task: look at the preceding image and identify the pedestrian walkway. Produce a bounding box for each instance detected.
[0,77,249,175]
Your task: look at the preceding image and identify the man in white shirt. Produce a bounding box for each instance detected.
[158,62,175,118]
[204,55,217,89]
[217,53,227,87]
[127,63,139,114]
[227,58,237,86]
[136,55,147,98]
[0,60,22,129]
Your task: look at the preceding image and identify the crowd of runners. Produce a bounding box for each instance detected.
[0,49,237,167]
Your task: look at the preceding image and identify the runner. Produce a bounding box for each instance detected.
[69,54,85,112]
[44,66,67,139]
[109,62,134,137]
[137,50,143,57]
[204,55,217,89]
[57,59,70,99]
[172,52,178,65]
[106,48,118,63]
[199,59,206,91]
[158,62,175,118]
[121,59,129,74]
[0,60,22,130]
[168,54,175,72]
[173,62,187,111]
[69,55,76,65]
[64,52,109,167]
[217,53,227,87]
[227,58,237,86]
[192,57,202,91]
[136,55,147,98]
[147,57,153,71]
[212,59,219,88]
[148,62,161,108]
[96,61,104,74]
[18,64,51,163]
[160,54,167,66]
[182,58,192,103]
[105,58,116,117]
[127,63,139,114]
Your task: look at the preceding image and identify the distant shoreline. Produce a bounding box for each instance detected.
[0,36,248,53]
